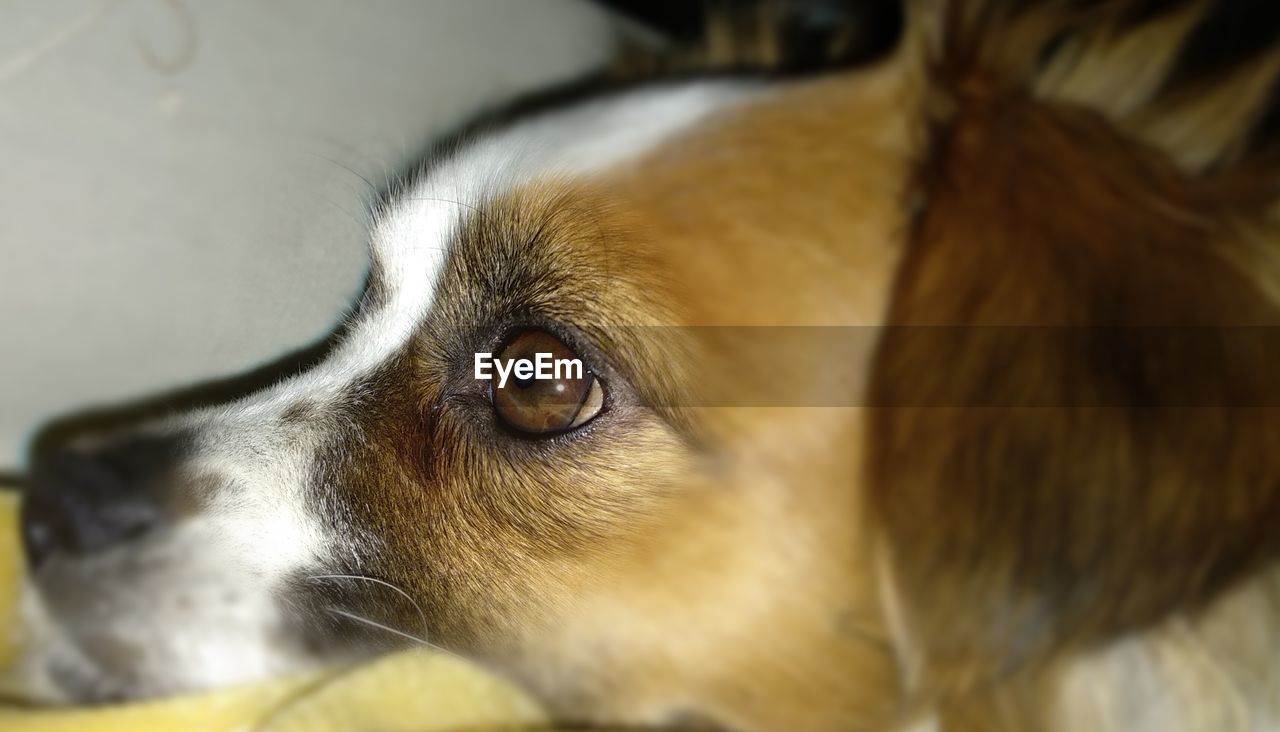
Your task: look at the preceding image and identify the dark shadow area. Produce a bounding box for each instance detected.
[597,0,904,69]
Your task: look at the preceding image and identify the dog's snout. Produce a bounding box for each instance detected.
[23,438,178,569]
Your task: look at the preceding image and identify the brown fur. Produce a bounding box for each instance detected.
[872,69,1280,674]
[868,0,1280,723]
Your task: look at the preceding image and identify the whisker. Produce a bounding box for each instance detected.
[307,573,429,642]
[251,609,471,732]
[324,607,464,661]
[327,607,428,646]
[310,153,378,197]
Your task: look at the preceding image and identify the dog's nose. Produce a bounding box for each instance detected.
[23,438,176,569]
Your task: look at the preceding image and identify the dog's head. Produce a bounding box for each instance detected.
[18,2,1280,730]
[18,10,919,725]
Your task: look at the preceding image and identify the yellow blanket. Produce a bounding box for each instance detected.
[0,491,545,731]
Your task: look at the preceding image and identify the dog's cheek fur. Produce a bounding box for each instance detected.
[295,191,702,673]
[311,359,695,670]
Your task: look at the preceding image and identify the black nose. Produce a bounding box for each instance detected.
[23,438,177,569]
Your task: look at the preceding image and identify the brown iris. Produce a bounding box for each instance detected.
[490,330,604,434]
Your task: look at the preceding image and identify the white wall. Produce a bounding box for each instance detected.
[0,0,619,469]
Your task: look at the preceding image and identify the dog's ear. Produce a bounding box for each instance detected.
[867,0,1280,697]
[595,0,904,74]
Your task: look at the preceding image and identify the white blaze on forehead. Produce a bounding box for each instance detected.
[331,80,766,388]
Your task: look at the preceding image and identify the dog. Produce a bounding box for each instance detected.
[17,1,1280,729]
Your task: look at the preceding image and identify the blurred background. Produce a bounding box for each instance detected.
[0,0,624,471]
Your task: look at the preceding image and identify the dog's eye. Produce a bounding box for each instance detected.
[490,330,604,434]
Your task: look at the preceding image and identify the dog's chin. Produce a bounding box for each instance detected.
[16,649,127,706]
[13,626,303,707]
[13,587,126,704]
[14,579,321,706]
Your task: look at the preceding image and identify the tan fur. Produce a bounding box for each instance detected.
[532,63,927,730]
[325,3,1280,728]
[324,57,930,729]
